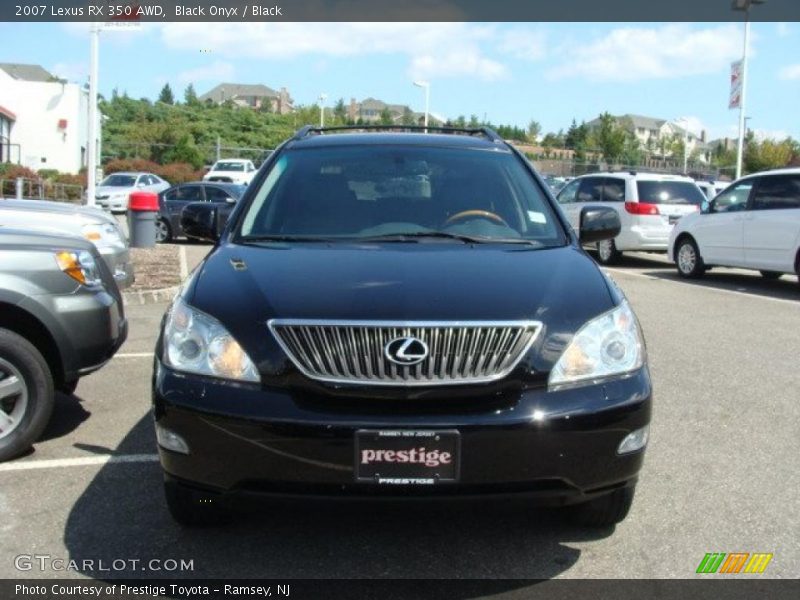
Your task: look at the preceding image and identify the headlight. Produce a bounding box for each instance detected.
[55,250,103,287]
[163,296,259,382]
[82,222,125,248]
[549,301,645,389]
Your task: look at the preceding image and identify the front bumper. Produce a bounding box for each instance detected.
[153,365,652,505]
[24,286,127,383]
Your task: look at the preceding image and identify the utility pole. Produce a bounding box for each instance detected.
[732,0,766,179]
[86,23,100,207]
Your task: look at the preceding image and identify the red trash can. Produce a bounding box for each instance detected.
[127,191,159,248]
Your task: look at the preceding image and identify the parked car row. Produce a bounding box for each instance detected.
[92,160,255,214]
[555,168,800,284]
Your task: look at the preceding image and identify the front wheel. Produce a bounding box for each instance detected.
[570,485,636,527]
[596,239,622,265]
[0,328,55,462]
[675,238,705,278]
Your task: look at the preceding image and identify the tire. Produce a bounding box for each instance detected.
[0,328,55,462]
[164,479,231,527]
[570,485,636,527]
[675,237,705,278]
[759,271,782,280]
[155,218,172,244]
[596,239,622,265]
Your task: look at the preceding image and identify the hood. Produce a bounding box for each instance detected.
[0,199,113,224]
[0,227,94,252]
[188,242,616,378]
[95,186,133,197]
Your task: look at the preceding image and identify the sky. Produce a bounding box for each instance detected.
[1,21,798,142]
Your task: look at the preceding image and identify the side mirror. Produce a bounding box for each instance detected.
[579,206,621,244]
[181,202,220,242]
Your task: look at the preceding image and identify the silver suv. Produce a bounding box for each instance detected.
[0,229,127,461]
[556,171,707,264]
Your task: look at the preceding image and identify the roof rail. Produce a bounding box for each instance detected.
[290,124,504,143]
[291,125,315,141]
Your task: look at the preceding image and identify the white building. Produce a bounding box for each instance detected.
[586,113,712,164]
[0,63,99,174]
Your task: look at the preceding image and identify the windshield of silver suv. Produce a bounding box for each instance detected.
[237,145,566,246]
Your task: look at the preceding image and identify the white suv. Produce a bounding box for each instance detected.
[556,171,706,264]
[669,168,800,283]
[203,159,257,186]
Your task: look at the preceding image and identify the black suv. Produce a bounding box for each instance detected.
[153,126,651,527]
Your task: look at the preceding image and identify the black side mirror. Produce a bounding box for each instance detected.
[181,202,220,242]
[579,206,621,244]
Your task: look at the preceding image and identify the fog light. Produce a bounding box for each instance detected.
[156,424,190,455]
[617,425,649,454]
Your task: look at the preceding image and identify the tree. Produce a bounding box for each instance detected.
[527,120,542,142]
[333,98,347,123]
[158,83,175,105]
[401,108,416,126]
[379,107,393,125]
[468,114,480,127]
[183,84,198,106]
[595,113,627,163]
[744,138,795,173]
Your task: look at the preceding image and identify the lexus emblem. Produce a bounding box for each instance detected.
[384,336,429,366]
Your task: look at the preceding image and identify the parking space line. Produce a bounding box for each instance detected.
[603,268,800,307]
[179,245,188,280]
[114,352,154,358]
[0,454,159,473]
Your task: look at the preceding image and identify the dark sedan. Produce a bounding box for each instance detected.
[156,182,246,243]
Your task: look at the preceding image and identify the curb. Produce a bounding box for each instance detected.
[122,286,179,306]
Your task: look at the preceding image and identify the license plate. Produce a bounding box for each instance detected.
[355,430,460,484]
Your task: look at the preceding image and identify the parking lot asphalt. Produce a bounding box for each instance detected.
[0,251,797,581]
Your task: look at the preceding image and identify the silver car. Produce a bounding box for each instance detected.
[0,199,134,288]
[95,172,170,213]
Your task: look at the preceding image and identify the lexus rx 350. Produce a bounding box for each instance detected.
[152,126,652,528]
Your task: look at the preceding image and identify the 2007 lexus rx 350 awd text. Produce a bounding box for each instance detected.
[152,126,652,528]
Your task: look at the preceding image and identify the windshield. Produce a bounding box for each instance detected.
[636,181,706,206]
[213,162,246,172]
[100,174,137,187]
[237,145,565,245]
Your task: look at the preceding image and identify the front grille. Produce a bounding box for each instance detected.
[268,320,542,386]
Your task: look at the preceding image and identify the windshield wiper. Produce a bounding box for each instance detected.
[239,235,337,243]
[355,232,538,245]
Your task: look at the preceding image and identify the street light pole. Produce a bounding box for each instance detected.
[732,0,765,179]
[413,81,430,132]
[86,23,100,207]
[319,93,327,128]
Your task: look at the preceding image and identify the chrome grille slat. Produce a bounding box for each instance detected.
[269,320,542,387]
